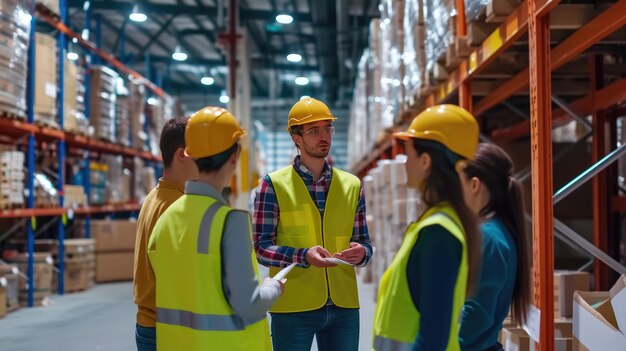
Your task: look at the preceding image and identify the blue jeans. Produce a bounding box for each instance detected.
[271,306,360,351]
[135,324,156,351]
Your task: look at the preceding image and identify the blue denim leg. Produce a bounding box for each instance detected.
[271,310,325,351]
[135,324,156,351]
[315,306,360,351]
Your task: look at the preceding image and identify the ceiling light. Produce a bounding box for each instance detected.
[287,53,302,63]
[129,5,147,23]
[295,77,309,86]
[201,76,215,86]
[67,52,79,61]
[276,14,293,24]
[172,46,188,61]
[219,95,230,104]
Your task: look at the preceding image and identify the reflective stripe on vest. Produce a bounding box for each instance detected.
[157,307,245,331]
[197,202,224,254]
[373,335,413,351]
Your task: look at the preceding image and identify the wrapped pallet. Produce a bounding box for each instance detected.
[379,0,405,127]
[89,66,118,142]
[63,57,89,135]
[34,33,58,126]
[5,252,54,307]
[129,79,147,149]
[403,0,426,104]
[116,78,131,146]
[0,148,25,208]
[424,0,454,84]
[0,0,30,119]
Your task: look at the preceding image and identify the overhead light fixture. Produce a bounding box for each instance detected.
[67,51,79,61]
[219,94,230,104]
[172,46,188,61]
[287,53,302,63]
[201,76,215,86]
[129,4,147,23]
[295,77,309,86]
[276,14,293,24]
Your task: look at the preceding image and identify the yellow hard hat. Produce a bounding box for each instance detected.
[185,106,246,159]
[393,104,478,160]
[286,97,337,130]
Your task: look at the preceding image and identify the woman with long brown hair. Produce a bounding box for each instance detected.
[458,143,531,351]
[373,105,482,351]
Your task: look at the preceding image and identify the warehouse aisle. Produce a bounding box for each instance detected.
[0,277,377,350]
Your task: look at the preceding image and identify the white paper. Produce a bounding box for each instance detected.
[523,304,541,343]
[324,257,355,266]
[272,263,297,281]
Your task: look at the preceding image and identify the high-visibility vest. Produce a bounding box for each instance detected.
[373,204,469,351]
[268,166,361,313]
[148,194,271,350]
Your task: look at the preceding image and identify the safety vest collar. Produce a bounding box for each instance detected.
[185,181,227,203]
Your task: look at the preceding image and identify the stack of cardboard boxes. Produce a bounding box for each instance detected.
[91,220,137,282]
[34,239,96,293]
[63,57,89,135]
[5,252,53,307]
[89,161,107,205]
[0,148,25,209]
[34,33,58,127]
[129,80,147,149]
[0,0,31,119]
[63,184,87,208]
[89,66,118,142]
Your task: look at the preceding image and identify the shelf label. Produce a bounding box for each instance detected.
[523,304,541,343]
[30,216,37,231]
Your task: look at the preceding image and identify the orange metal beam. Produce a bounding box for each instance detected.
[475,0,626,115]
[528,0,554,349]
[456,0,467,36]
[430,2,529,104]
[0,208,65,219]
[36,8,165,98]
[490,76,626,142]
[0,203,141,219]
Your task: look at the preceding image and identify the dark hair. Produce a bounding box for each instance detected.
[194,142,240,173]
[159,117,189,168]
[289,125,304,149]
[412,139,482,297]
[463,143,530,325]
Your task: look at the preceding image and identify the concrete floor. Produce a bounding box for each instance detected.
[0,276,377,350]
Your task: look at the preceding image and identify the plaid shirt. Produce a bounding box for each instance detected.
[252,156,372,268]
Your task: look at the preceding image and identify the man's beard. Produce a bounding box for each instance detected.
[302,142,330,159]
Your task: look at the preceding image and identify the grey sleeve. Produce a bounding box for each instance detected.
[222,210,281,323]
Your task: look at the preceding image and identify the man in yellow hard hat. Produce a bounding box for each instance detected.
[252,98,373,351]
[148,106,283,350]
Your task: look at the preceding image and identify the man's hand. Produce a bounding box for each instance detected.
[306,246,338,267]
[333,242,366,265]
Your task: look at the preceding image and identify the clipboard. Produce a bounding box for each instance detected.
[324,257,355,266]
[272,263,297,281]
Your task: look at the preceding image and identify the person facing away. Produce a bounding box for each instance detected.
[373,104,482,351]
[458,143,531,351]
[133,116,199,351]
[252,97,373,351]
[147,106,283,351]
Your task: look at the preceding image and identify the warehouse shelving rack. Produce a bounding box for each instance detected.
[0,0,166,307]
[352,0,626,349]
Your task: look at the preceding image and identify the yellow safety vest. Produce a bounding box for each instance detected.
[148,194,271,351]
[268,166,361,313]
[373,204,468,351]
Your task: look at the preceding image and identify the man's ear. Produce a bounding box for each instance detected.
[176,148,186,161]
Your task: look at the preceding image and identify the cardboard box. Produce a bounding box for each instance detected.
[573,291,626,350]
[555,271,590,318]
[63,57,78,132]
[502,322,573,351]
[34,33,57,121]
[91,220,137,252]
[95,251,134,282]
[0,277,7,318]
[609,275,626,336]
[7,253,53,291]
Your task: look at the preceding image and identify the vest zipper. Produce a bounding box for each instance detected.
[320,210,332,304]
